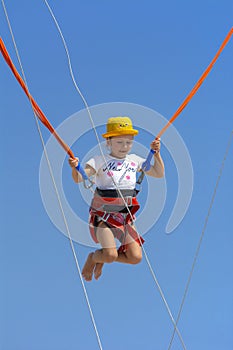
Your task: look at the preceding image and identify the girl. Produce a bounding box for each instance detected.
[69,117,164,281]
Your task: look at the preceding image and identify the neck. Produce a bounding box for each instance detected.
[109,152,126,159]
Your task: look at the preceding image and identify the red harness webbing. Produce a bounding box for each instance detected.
[89,195,144,253]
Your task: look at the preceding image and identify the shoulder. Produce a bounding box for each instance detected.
[127,153,145,163]
[86,154,109,170]
[127,154,145,171]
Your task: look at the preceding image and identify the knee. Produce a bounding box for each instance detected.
[102,249,118,263]
[128,251,142,265]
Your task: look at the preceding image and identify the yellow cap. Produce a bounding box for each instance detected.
[102,117,139,138]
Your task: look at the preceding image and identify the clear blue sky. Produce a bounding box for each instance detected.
[1,1,232,350]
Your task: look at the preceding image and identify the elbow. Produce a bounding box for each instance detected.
[157,169,165,178]
[72,173,82,184]
[75,176,83,184]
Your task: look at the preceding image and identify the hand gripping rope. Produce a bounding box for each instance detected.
[1,8,185,348]
[1,28,232,187]
[1,1,102,349]
[1,3,232,348]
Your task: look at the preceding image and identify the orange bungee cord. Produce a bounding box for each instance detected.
[157,27,233,139]
[1,27,233,183]
[0,38,93,188]
[0,37,94,186]
[0,37,75,159]
[137,27,233,184]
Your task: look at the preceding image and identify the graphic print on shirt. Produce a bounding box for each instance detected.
[102,160,137,184]
[86,154,145,190]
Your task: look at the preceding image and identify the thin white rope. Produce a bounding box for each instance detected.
[167,130,233,350]
[42,0,142,236]
[42,2,187,349]
[42,0,135,208]
[1,2,103,349]
[43,0,104,153]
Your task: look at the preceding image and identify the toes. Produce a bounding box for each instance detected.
[82,253,95,282]
[94,263,104,280]
[82,273,92,282]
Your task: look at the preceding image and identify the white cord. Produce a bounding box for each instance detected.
[1,1,103,349]
[167,130,233,350]
[42,1,187,349]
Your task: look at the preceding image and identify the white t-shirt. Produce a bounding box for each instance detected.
[86,154,145,190]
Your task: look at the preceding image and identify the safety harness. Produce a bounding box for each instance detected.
[89,188,145,253]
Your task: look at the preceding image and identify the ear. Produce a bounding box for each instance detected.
[106,138,112,147]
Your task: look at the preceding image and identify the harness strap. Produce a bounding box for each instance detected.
[90,195,140,214]
[89,195,144,252]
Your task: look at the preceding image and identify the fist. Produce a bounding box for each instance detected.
[68,157,79,168]
[150,137,161,153]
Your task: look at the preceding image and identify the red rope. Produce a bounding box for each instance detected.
[0,37,75,159]
[156,27,233,138]
[1,28,232,152]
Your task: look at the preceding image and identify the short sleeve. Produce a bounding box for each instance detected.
[86,155,106,172]
[86,157,96,171]
[129,154,145,171]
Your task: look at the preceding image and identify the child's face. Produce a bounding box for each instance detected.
[107,135,134,159]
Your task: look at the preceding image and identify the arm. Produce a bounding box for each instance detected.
[145,138,165,178]
[68,157,96,183]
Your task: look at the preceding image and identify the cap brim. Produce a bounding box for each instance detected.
[102,130,139,138]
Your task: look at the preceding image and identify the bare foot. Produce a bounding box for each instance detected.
[94,263,104,280]
[82,253,95,281]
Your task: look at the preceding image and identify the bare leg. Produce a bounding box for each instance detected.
[82,223,142,281]
[117,230,142,264]
[82,223,117,281]
[82,252,96,281]
[117,243,142,264]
